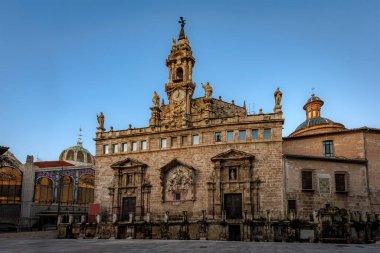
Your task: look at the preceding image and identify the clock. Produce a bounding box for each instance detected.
[172,89,185,101]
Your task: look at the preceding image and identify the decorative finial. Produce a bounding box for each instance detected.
[152,91,160,107]
[178,17,186,40]
[77,128,83,147]
[202,82,213,99]
[243,100,246,109]
[161,98,165,107]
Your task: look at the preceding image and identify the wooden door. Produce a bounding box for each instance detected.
[224,193,242,219]
[122,197,136,221]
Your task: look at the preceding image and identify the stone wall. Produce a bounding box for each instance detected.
[284,157,370,217]
[283,131,365,159]
[366,132,380,212]
[94,120,284,220]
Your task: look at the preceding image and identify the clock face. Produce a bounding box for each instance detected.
[172,89,185,101]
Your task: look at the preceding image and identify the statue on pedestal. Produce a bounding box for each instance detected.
[274,88,282,112]
[97,112,105,132]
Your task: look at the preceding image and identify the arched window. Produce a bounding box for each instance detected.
[66,150,74,161]
[59,176,74,205]
[176,68,183,81]
[77,174,94,205]
[86,153,93,164]
[34,177,53,204]
[77,151,84,162]
[0,166,22,204]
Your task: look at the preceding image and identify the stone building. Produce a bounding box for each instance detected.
[94,19,284,239]
[283,94,380,217]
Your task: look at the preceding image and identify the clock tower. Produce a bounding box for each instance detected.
[164,17,196,127]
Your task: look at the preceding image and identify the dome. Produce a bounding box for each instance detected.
[59,145,94,165]
[306,94,322,104]
[289,93,345,137]
[295,117,335,131]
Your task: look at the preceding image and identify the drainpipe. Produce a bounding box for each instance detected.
[363,129,372,212]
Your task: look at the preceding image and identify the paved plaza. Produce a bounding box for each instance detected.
[0,238,379,253]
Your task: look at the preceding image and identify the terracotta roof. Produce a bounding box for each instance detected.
[34,161,74,168]
[0,146,9,156]
[284,126,380,140]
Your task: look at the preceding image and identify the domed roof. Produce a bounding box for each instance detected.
[59,129,94,165]
[295,117,335,131]
[306,94,322,104]
[289,93,345,137]
[59,145,94,165]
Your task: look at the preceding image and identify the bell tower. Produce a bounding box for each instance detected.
[165,17,196,127]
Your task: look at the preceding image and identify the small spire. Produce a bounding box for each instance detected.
[161,98,165,106]
[77,128,83,147]
[178,17,186,40]
[243,100,246,109]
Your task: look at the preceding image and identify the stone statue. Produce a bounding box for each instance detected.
[202,82,213,99]
[97,112,105,132]
[152,91,160,107]
[274,88,282,112]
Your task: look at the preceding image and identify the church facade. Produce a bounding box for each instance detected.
[94,19,285,232]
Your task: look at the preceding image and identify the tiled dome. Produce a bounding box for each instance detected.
[59,145,94,165]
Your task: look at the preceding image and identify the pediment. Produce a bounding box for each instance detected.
[111,158,147,169]
[160,159,195,173]
[0,152,22,169]
[211,149,255,161]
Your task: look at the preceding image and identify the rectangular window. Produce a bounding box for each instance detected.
[251,129,258,140]
[103,144,109,155]
[193,135,199,145]
[301,171,313,191]
[335,173,347,192]
[122,143,128,153]
[175,193,181,201]
[288,200,297,214]
[215,132,222,142]
[264,128,271,140]
[239,130,246,141]
[323,140,334,157]
[161,138,167,149]
[113,144,118,153]
[141,140,147,150]
[181,136,187,146]
[171,137,177,147]
[227,130,234,142]
[131,142,137,151]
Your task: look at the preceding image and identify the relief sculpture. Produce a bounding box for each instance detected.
[165,165,194,201]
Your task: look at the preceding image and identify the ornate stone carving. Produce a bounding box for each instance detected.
[97,112,105,132]
[165,165,194,201]
[274,87,282,112]
[202,82,213,99]
[152,91,160,107]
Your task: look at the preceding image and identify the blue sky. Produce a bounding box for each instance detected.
[1,0,379,161]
